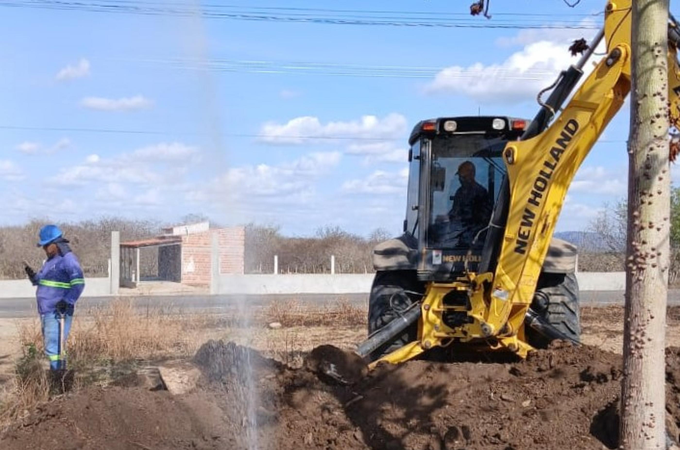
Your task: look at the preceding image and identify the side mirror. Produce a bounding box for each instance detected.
[431,165,446,191]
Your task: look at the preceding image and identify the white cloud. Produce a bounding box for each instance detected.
[258,113,409,164]
[495,19,599,47]
[54,199,77,214]
[557,196,604,231]
[341,168,409,195]
[134,189,162,206]
[2,189,77,216]
[95,183,127,202]
[48,142,199,188]
[80,95,153,112]
[127,143,200,164]
[670,163,680,185]
[346,142,408,164]
[56,58,90,81]
[425,21,604,104]
[571,166,627,196]
[16,138,70,155]
[187,151,341,204]
[259,113,407,145]
[0,160,24,181]
[425,41,577,104]
[16,142,40,154]
[279,89,301,99]
[53,138,71,151]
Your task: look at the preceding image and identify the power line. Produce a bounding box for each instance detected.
[84,1,603,19]
[1,0,601,29]
[111,57,566,79]
[0,124,404,140]
[0,124,629,144]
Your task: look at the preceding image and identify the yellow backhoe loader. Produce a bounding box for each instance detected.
[352,0,680,370]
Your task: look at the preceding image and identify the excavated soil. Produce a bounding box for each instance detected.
[2,340,680,450]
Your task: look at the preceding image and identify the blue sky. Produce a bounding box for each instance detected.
[0,0,673,237]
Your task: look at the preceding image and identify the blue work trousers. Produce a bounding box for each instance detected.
[40,309,73,370]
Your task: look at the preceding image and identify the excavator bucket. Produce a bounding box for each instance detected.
[303,345,368,385]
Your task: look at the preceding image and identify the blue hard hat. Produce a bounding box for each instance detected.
[37,224,63,247]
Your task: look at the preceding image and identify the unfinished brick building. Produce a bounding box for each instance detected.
[120,222,245,288]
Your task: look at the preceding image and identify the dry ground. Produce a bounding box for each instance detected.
[1,300,680,449]
[1,301,679,380]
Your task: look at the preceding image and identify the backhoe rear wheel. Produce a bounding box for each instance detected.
[367,270,424,360]
[526,272,581,348]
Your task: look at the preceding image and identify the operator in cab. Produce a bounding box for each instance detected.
[432,161,492,247]
[449,161,492,231]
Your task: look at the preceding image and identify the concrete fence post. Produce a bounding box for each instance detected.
[331,255,336,275]
[110,231,120,295]
[133,248,140,284]
[274,255,279,275]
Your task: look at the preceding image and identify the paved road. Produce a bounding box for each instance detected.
[0,290,679,319]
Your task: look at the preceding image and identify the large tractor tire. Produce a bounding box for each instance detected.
[526,272,581,348]
[367,270,424,360]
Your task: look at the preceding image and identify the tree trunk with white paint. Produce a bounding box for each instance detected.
[620,0,670,448]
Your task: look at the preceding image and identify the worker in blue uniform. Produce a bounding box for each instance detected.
[24,225,85,371]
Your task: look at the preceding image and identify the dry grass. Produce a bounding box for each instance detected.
[261,298,367,328]
[0,298,369,429]
[0,346,50,427]
[15,299,210,366]
[1,299,221,429]
[11,298,368,370]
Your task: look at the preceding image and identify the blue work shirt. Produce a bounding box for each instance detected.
[31,251,85,315]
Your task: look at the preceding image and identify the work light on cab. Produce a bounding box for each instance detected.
[492,118,505,130]
[443,120,457,132]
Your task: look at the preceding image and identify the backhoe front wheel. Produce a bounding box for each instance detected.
[526,272,581,348]
[367,270,424,360]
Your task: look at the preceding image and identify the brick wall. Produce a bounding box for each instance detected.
[180,227,245,286]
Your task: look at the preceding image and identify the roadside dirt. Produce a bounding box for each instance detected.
[1,339,679,450]
[2,306,680,449]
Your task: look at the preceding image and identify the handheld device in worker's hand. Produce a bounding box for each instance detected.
[23,260,36,279]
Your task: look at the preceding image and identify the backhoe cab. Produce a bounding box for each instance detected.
[350,0,680,370]
[396,116,576,281]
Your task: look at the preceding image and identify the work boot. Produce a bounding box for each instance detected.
[48,368,74,395]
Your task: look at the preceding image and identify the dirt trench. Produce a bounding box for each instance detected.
[2,340,680,450]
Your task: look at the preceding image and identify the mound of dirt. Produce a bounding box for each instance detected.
[0,387,231,450]
[3,340,680,450]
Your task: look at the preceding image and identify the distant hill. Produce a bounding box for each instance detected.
[553,231,616,252]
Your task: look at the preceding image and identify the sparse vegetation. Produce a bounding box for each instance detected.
[262,298,367,328]
[0,297,369,429]
[0,218,395,279]
[584,188,680,284]
[3,213,657,283]
[245,224,392,274]
[0,218,161,279]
